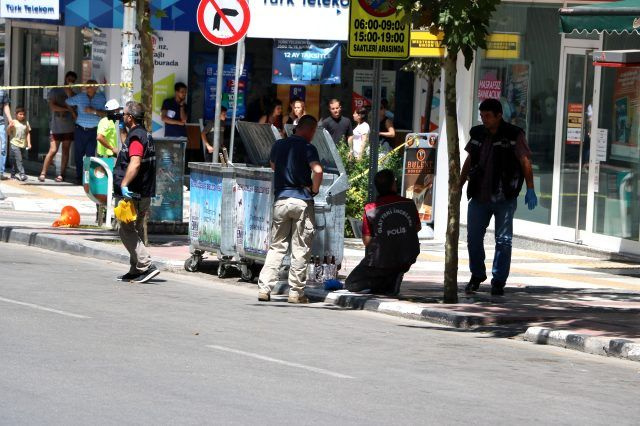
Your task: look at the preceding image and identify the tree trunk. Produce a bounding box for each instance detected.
[423,76,434,133]
[443,51,461,304]
[137,0,154,131]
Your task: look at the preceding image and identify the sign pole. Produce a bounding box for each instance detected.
[367,59,382,202]
[229,38,244,163]
[121,0,136,107]
[212,46,225,163]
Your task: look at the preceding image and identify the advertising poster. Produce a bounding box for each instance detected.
[611,68,640,162]
[352,69,396,112]
[189,171,223,250]
[276,84,321,121]
[150,140,185,222]
[566,103,583,145]
[94,29,189,137]
[235,176,273,258]
[272,40,341,85]
[131,30,190,137]
[402,133,438,224]
[204,63,248,121]
[476,64,530,129]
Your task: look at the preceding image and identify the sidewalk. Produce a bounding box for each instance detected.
[1,173,639,362]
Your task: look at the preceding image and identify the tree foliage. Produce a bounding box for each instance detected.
[397,0,500,68]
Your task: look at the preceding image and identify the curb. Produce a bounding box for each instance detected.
[0,226,184,272]
[305,288,488,328]
[524,326,640,362]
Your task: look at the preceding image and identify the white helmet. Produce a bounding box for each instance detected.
[104,99,120,111]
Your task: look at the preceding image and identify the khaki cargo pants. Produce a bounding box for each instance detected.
[118,197,152,274]
[258,197,315,296]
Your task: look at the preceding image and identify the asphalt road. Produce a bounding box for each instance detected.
[1,244,639,425]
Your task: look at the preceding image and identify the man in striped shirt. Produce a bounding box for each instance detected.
[66,80,107,183]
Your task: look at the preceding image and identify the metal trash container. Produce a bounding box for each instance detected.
[150,137,186,228]
[185,162,236,274]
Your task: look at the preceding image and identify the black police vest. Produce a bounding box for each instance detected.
[467,121,524,200]
[364,197,420,269]
[113,125,156,198]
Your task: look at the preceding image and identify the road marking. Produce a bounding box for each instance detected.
[206,345,354,379]
[0,296,90,319]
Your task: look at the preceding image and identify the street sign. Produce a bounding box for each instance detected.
[348,0,410,59]
[197,0,250,47]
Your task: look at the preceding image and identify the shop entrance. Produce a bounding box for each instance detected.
[555,45,597,243]
[12,26,59,159]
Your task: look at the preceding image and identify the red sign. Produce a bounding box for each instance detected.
[197,0,250,47]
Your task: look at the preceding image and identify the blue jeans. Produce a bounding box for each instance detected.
[467,197,517,285]
[74,126,97,180]
[0,123,6,174]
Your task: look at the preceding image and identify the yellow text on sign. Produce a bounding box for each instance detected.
[348,5,409,60]
[410,31,445,58]
[485,33,521,60]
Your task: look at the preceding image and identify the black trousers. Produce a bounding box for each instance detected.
[345,259,408,294]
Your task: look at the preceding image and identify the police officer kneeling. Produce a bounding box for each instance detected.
[112,101,159,283]
[345,169,421,295]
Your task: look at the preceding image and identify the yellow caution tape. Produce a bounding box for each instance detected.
[0,82,134,90]
[114,199,137,223]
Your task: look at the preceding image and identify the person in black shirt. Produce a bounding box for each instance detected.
[258,115,324,304]
[320,98,352,145]
[161,82,188,137]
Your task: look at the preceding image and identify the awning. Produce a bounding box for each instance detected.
[559,0,640,34]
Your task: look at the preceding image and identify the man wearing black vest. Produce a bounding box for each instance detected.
[460,98,537,296]
[113,101,159,283]
[345,169,421,295]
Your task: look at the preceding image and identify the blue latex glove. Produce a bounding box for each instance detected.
[525,188,537,210]
[121,186,134,199]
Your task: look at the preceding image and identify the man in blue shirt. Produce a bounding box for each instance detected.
[161,82,188,137]
[66,80,107,183]
[258,115,323,304]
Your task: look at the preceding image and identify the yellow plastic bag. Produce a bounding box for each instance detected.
[114,199,137,223]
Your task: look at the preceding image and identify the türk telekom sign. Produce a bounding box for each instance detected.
[248,0,350,41]
[0,0,59,20]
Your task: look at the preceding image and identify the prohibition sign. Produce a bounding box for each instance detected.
[357,0,396,18]
[197,0,250,46]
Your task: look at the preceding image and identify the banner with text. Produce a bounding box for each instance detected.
[272,40,341,85]
[1,0,59,20]
[204,63,248,121]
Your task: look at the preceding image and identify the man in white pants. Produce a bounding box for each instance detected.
[258,115,323,303]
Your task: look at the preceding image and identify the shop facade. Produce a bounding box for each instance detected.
[432,0,640,256]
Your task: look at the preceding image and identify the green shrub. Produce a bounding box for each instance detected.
[338,143,404,237]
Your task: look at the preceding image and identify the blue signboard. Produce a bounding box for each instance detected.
[204,63,248,122]
[272,40,341,85]
[64,0,198,31]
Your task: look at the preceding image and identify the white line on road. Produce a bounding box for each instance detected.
[0,296,90,319]
[206,345,354,379]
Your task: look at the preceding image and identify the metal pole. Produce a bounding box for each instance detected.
[212,47,225,163]
[575,51,591,243]
[367,59,383,202]
[121,0,136,107]
[229,38,244,163]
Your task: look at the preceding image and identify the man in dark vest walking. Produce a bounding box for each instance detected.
[460,98,537,296]
[345,169,421,295]
[113,101,159,283]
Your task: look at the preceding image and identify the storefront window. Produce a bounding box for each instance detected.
[593,34,640,240]
[473,3,562,224]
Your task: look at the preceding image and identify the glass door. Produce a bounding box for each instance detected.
[16,28,58,160]
[557,49,594,242]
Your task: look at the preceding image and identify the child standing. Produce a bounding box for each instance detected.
[9,107,31,181]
